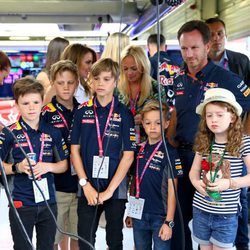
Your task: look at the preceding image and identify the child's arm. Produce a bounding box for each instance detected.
[71,144,98,206]
[158,178,177,241]
[98,150,134,203]
[189,152,207,196]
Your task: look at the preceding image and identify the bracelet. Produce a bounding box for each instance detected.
[229,178,238,189]
[11,163,17,174]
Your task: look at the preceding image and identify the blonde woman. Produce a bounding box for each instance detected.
[118,45,166,143]
[101,32,130,64]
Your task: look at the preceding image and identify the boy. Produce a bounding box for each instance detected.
[70,58,136,250]
[0,76,68,250]
[126,100,183,250]
[41,60,80,250]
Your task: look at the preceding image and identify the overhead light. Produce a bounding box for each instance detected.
[100,23,127,33]
[9,36,30,41]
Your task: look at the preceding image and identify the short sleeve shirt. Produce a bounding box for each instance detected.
[41,96,79,193]
[70,96,137,199]
[0,117,69,206]
[135,140,183,215]
[172,60,250,144]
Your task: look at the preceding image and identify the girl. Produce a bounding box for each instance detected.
[189,88,250,250]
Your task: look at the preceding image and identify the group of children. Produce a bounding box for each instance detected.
[0,56,250,250]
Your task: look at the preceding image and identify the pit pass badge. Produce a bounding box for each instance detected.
[127,196,145,220]
[92,156,109,179]
[32,178,50,203]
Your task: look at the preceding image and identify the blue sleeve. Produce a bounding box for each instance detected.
[69,108,82,145]
[0,128,14,161]
[166,144,183,178]
[121,108,136,151]
[224,74,250,112]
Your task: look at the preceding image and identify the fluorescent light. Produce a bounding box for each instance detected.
[9,36,30,41]
[100,23,127,33]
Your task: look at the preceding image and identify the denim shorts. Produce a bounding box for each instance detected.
[192,207,238,248]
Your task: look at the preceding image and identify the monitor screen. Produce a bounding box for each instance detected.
[1,52,46,98]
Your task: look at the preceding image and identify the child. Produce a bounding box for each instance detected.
[126,100,183,250]
[189,88,250,249]
[70,58,136,250]
[0,76,68,250]
[41,60,79,250]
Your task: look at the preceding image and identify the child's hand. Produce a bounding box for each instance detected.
[207,178,230,192]
[125,216,133,228]
[18,158,35,176]
[158,224,172,241]
[98,189,113,204]
[193,179,208,196]
[82,183,98,206]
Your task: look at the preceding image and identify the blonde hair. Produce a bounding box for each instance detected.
[89,58,119,82]
[119,45,152,106]
[101,32,130,63]
[194,101,243,156]
[141,100,170,121]
[50,60,79,82]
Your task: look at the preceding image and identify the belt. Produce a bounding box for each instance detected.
[178,141,194,151]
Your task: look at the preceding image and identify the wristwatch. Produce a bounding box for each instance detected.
[164,220,175,228]
[79,178,88,187]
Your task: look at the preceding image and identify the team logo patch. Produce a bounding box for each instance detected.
[176,90,184,96]
[82,119,95,124]
[243,88,250,97]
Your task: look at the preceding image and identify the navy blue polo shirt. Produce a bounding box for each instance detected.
[136,140,183,215]
[173,60,250,144]
[70,95,136,199]
[150,51,180,108]
[41,96,79,193]
[0,117,69,206]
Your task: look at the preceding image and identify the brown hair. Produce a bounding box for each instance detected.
[141,99,170,121]
[50,59,79,82]
[45,37,69,71]
[61,43,97,97]
[89,58,119,81]
[13,76,44,103]
[0,51,11,71]
[194,101,243,156]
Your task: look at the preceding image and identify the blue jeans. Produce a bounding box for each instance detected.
[132,213,171,250]
[9,204,57,250]
[192,207,238,248]
[77,196,126,250]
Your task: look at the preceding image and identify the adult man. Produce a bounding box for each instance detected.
[147,34,180,108]
[206,17,250,86]
[169,20,250,250]
[206,17,250,250]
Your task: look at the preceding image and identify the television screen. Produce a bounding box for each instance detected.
[1,52,46,98]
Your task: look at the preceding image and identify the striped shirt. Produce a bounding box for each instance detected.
[193,135,250,214]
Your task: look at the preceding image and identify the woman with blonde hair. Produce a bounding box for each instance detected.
[119,45,166,143]
[101,32,130,63]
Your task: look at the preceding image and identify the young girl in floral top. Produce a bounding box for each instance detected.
[189,88,250,249]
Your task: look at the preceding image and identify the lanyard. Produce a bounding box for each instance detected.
[129,91,140,116]
[93,97,114,157]
[57,110,69,130]
[208,140,226,183]
[22,130,45,162]
[135,140,162,198]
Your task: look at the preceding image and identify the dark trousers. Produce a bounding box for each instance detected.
[77,196,126,250]
[171,148,195,250]
[9,204,57,250]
